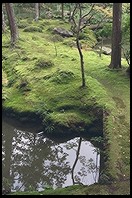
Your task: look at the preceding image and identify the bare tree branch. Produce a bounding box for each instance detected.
[70,4,78,32]
[71,3,78,19]
[81,3,95,20]
[77,3,82,35]
[80,12,95,31]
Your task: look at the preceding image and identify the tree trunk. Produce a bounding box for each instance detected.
[35,3,39,21]
[76,37,85,87]
[109,3,122,69]
[68,4,72,22]
[76,3,86,87]
[2,7,6,33]
[5,3,18,45]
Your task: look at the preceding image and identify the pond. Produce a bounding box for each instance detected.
[2,116,101,193]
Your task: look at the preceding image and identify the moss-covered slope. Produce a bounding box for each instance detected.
[2,18,130,195]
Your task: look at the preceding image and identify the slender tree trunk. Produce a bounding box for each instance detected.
[109,3,122,69]
[5,3,18,45]
[35,3,39,21]
[76,4,86,87]
[76,37,85,87]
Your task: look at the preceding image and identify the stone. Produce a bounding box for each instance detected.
[101,46,111,55]
[53,27,73,37]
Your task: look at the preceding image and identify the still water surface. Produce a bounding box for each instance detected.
[2,116,100,192]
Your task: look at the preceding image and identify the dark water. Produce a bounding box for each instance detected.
[2,116,100,192]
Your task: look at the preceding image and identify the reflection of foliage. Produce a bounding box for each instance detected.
[87,158,99,182]
[78,166,87,177]
[3,128,71,192]
[70,138,100,185]
[78,148,100,183]
[3,126,100,192]
[65,139,78,150]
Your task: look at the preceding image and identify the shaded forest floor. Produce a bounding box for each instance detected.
[2,18,130,195]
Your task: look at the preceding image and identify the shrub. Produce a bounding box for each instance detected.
[122,13,130,67]
[95,23,112,38]
[79,32,88,40]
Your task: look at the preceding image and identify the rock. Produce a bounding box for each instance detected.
[101,46,111,55]
[53,27,73,37]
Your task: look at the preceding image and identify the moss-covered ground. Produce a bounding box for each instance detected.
[2,18,130,195]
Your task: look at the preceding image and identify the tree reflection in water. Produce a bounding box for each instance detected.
[2,123,100,193]
[70,137,100,185]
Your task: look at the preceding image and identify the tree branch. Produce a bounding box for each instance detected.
[70,4,78,33]
[80,13,95,31]
[81,3,95,20]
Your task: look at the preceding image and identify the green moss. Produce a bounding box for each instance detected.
[2,18,130,195]
[50,69,75,84]
[23,26,43,32]
[18,22,29,29]
[49,111,93,129]
[35,58,54,69]
[10,181,130,195]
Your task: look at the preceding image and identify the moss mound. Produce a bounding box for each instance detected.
[35,58,54,69]
[50,69,75,84]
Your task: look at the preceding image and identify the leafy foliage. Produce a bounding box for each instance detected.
[121,9,130,67]
[95,22,112,38]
